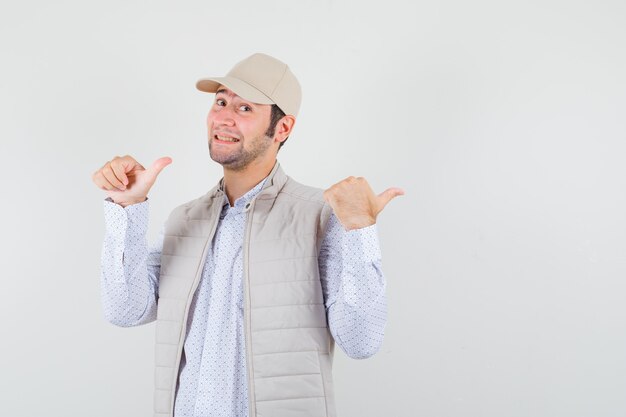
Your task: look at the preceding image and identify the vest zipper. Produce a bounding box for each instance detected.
[243,197,257,417]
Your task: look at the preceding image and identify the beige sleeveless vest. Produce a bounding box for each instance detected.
[154,163,337,417]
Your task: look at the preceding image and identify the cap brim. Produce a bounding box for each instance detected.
[195,76,274,105]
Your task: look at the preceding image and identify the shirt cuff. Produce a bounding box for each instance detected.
[343,223,382,262]
[103,198,149,240]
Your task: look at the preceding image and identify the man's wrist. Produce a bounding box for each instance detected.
[115,197,147,208]
[340,215,376,231]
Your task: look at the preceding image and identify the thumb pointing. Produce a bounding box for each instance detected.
[377,187,405,209]
[149,156,173,178]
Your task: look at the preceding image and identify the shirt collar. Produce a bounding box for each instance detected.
[221,176,269,210]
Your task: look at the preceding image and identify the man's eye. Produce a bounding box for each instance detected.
[239,105,251,112]
[216,99,226,106]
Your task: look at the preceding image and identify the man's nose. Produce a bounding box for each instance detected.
[210,106,236,126]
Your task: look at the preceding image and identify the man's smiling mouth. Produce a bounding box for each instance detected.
[214,134,240,143]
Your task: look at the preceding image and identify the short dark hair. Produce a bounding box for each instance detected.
[265,104,288,150]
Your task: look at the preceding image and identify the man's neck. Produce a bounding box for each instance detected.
[222,158,276,206]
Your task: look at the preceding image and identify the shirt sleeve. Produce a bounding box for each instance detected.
[100,198,162,327]
[319,212,387,359]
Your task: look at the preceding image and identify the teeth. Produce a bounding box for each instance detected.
[216,135,239,142]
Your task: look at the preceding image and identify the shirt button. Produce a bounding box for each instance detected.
[245,203,251,209]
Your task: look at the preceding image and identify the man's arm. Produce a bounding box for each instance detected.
[101,199,162,326]
[321,176,403,358]
[93,155,171,326]
[319,213,387,359]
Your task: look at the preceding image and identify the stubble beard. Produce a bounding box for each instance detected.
[209,133,274,172]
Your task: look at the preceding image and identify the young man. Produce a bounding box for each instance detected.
[93,53,403,417]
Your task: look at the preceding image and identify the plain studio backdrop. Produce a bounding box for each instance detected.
[1,0,625,416]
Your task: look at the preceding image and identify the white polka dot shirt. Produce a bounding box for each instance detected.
[101,179,387,417]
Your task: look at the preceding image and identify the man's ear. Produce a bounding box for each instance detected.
[276,115,296,143]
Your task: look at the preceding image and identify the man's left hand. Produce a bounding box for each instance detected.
[323,177,404,230]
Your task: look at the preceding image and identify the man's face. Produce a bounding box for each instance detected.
[207,86,275,171]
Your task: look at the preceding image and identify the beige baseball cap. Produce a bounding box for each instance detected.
[196,53,302,117]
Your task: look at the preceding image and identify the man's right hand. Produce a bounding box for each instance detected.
[92,155,172,207]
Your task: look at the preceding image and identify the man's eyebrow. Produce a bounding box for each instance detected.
[214,88,255,106]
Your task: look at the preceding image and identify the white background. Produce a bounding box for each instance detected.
[1,0,626,416]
